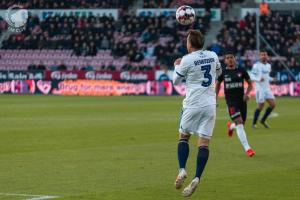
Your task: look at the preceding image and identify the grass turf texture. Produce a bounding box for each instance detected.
[0,95,299,200]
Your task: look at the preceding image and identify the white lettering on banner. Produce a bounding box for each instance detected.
[51,71,78,80]
[39,9,118,20]
[0,72,7,79]
[85,71,113,80]
[120,72,148,81]
[8,72,27,80]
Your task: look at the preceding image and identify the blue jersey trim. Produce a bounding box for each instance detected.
[176,71,185,77]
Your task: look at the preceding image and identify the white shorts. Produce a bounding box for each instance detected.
[179,105,216,139]
[255,89,275,103]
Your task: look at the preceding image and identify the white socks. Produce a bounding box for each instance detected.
[236,124,251,151]
[230,123,236,130]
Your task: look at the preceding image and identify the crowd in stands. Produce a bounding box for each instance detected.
[1,3,299,72]
[0,0,134,9]
[0,17,7,36]
[2,11,212,71]
[209,11,300,70]
[2,14,116,55]
[143,0,245,12]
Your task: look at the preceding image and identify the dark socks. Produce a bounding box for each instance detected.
[195,146,209,179]
[178,139,189,169]
[261,106,274,122]
[253,108,261,125]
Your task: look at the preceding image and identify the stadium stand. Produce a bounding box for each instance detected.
[1,1,298,72]
[209,11,300,70]
[0,11,212,71]
[0,17,7,35]
[0,0,134,9]
[143,0,245,12]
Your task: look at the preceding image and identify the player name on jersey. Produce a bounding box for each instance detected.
[194,58,214,66]
[225,82,243,89]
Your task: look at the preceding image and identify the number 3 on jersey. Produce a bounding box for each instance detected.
[201,64,212,87]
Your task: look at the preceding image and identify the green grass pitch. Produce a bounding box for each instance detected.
[0,95,299,200]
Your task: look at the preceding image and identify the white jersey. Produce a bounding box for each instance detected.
[251,61,273,91]
[173,50,221,109]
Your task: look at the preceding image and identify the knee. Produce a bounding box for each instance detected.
[179,133,190,141]
[257,104,264,110]
[198,137,210,147]
[270,103,276,109]
[234,117,243,125]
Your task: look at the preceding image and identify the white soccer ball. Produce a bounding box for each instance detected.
[176,5,196,25]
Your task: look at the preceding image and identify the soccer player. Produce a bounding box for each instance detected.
[173,30,222,197]
[251,50,276,129]
[215,51,255,157]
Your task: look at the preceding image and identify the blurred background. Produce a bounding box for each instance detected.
[0,0,299,96]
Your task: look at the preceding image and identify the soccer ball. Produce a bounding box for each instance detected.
[176,5,196,25]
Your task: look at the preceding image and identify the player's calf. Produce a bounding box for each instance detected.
[176,133,190,189]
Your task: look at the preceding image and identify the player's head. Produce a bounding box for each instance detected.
[187,29,204,53]
[224,50,236,68]
[259,49,269,63]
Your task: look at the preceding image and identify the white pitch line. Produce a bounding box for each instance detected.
[0,193,59,200]
[26,196,59,200]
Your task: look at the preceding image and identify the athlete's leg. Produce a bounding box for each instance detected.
[182,137,210,197]
[227,104,239,137]
[195,137,210,179]
[177,133,191,169]
[253,102,264,128]
[175,132,190,189]
[233,117,253,153]
[260,98,276,128]
[241,101,247,123]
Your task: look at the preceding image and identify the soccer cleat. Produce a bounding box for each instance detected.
[227,121,234,137]
[175,169,187,189]
[246,149,255,157]
[182,177,200,197]
[260,120,270,129]
[252,124,258,129]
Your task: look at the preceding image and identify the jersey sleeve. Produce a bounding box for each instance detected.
[250,63,261,82]
[243,69,251,81]
[173,56,191,85]
[217,71,224,82]
[211,52,222,78]
[216,57,222,78]
[175,56,190,75]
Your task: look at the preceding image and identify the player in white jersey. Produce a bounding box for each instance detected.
[172,30,221,197]
[251,50,276,129]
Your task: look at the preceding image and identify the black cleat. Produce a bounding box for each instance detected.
[252,124,258,129]
[260,120,270,129]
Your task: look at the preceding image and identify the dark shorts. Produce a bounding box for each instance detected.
[227,101,247,123]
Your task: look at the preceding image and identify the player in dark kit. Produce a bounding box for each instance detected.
[216,52,255,157]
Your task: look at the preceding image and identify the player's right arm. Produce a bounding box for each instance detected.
[173,56,190,85]
[251,63,263,82]
[243,69,253,101]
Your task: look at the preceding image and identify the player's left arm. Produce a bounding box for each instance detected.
[215,70,224,106]
[268,64,277,82]
[244,70,253,101]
